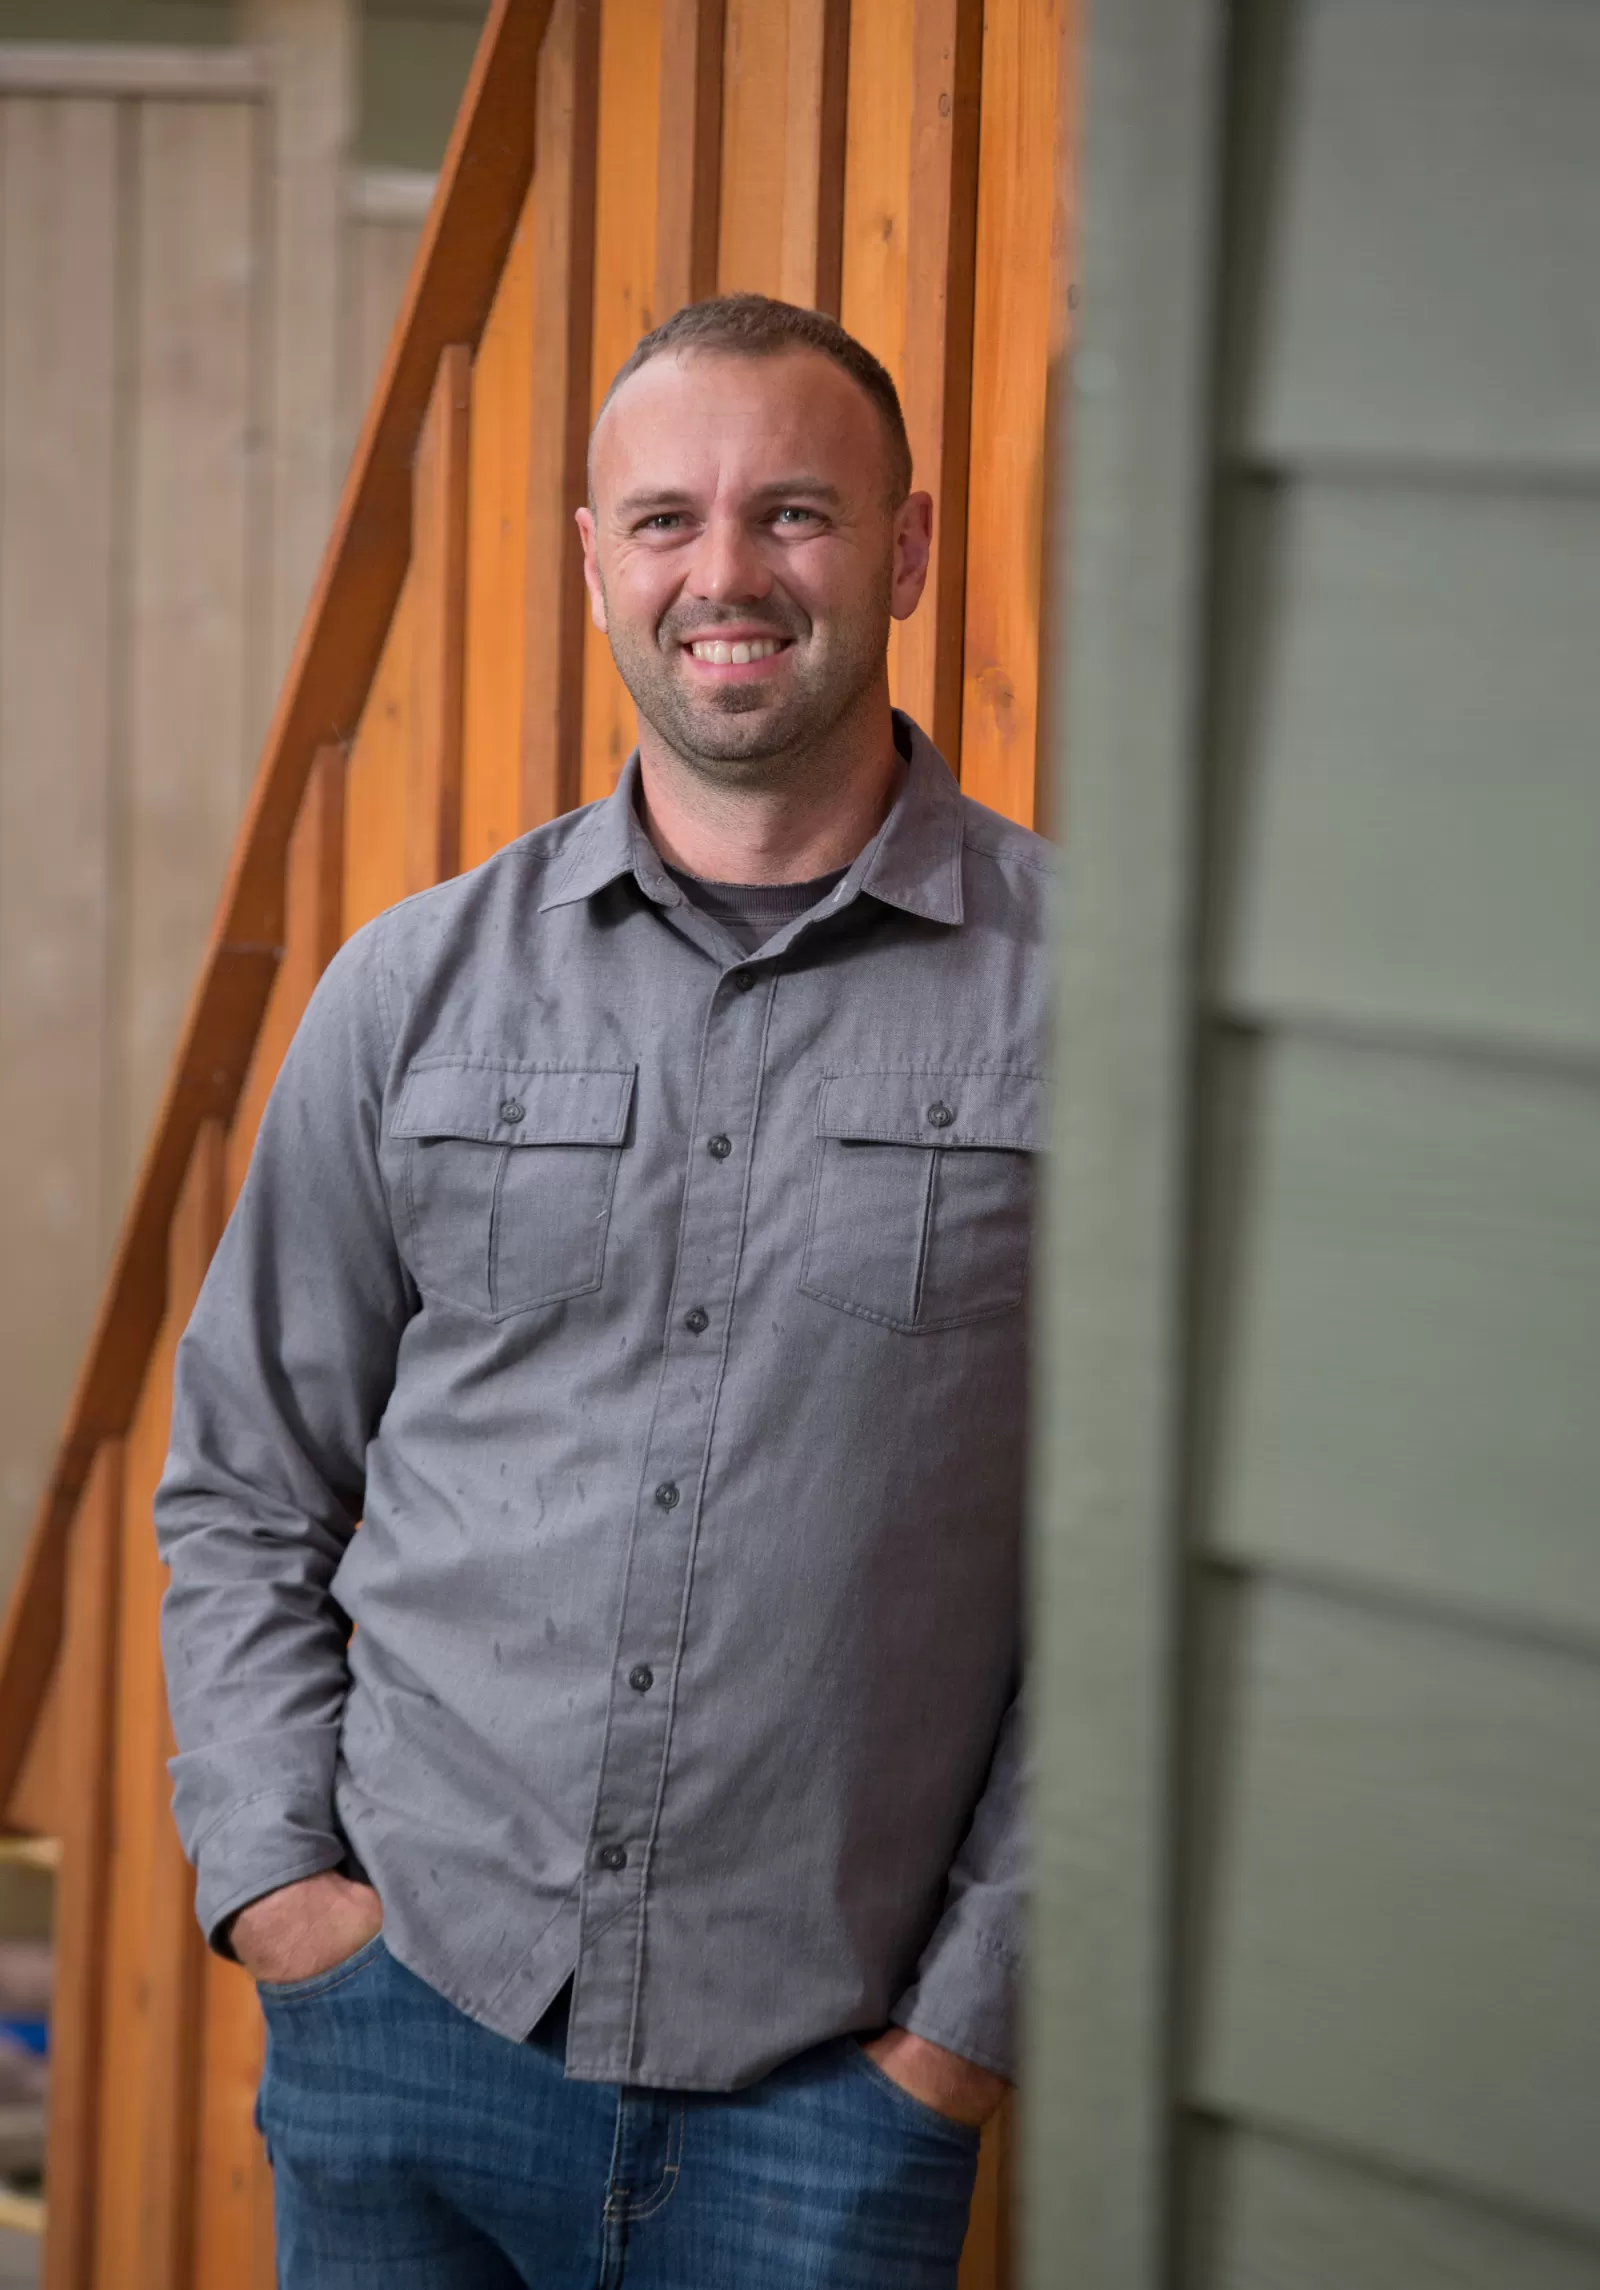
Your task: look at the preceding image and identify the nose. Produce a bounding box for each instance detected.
[685,508,772,606]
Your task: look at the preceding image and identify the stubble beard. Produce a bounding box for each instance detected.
[603,577,892,792]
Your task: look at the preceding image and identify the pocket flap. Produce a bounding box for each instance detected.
[392,1062,636,1146]
[816,1070,1045,1152]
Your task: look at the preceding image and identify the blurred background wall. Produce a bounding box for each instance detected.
[0,0,488,1609]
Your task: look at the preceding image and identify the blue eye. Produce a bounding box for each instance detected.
[773,506,818,527]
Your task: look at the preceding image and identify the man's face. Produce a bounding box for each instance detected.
[578,349,931,778]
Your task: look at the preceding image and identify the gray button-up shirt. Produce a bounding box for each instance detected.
[156,715,1049,2088]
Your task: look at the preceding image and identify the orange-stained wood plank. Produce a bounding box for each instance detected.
[189,1949,270,2290]
[580,0,662,805]
[3,1658,60,1834]
[656,0,723,317]
[716,0,789,296]
[0,0,554,1799]
[524,0,601,830]
[894,0,983,758]
[718,0,847,308]
[342,575,416,940]
[40,1442,123,2290]
[840,0,981,753]
[959,0,1069,830]
[136,1121,226,2290]
[781,0,849,314]
[959,2093,1015,2290]
[407,345,473,894]
[840,0,915,705]
[227,745,347,1209]
[461,174,538,871]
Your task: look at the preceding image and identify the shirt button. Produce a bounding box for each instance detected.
[926,1100,955,1129]
[683,1307,709,1334]
[499,1097,526,1124]
[629,1665,655,1693]
[654,1481,681,1511]
[731,969,756,993]
[596,1844,628,1872]
[707,1133,733,1160]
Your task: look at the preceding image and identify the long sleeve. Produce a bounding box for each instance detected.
[155,919,413,1944]
[889,1689,1025,2081]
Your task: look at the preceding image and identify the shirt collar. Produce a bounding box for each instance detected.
[538,710,964,927]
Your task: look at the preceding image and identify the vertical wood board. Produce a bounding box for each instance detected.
[406,344,472,894]
[461,174,538,872]
[0,97,120,1590]
[579,0,661,805]
[342,572,417,940]
[124,98,259,1184]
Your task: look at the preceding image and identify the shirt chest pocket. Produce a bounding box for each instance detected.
[391,1062,635,1320]
[801,1070,1044,1334]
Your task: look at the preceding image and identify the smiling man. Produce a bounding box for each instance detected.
[156,296,1049,2289]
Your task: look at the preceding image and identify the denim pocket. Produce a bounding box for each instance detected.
[256,1931,387,2005]
[843,2039,982,2149]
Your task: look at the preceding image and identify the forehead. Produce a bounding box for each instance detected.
[591,347,886,499]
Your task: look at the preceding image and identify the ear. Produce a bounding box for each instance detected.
[889,492,934,622]
[575,506,608,633]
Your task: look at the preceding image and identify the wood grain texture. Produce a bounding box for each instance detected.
[892,0,981,753]
[124,97,257,1186]
[227,746,347,1208]
[958,2094,1014,2290]
[1213,481,1600,1055]
[406,344,472,893]
[1200,1033,1600,1640]
[343,574,417,941]
[0,97,120,1593]
[715,0,788,296]
[40,1446,124,2290]
[780,0,848,314]
[1190,1577,1600,2237]
[839,0,981,744]
[580,0,661,804]
[0,1,551,1793]
[1187,2124,1600,2290]
[959,0,1064,820]
[1228,0,1600,471]
[522,0,600,832]
[93,1315,180,2290]
[3,1662,60,1836]
[461,176,537,870]
[135,1123,226,2290]
[656,0,723,316]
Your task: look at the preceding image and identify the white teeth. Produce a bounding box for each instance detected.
[689,637,782,665]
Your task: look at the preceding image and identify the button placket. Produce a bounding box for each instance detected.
[568,968,772,2077]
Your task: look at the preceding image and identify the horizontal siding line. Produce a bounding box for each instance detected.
[349,167,439,225]
[1184,2102,1600,2265]
[0,42,266,98]
[1224,452,1600,504]
[1207,1005,1600,1095]
[1196,1548,1600,1675]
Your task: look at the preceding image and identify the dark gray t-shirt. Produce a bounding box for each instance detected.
[665,866,848,955]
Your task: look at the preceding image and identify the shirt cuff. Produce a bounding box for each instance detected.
[170,1724,347,1949]
[891,1915,1020,2083]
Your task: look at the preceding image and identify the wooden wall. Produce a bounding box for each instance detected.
[1030,0,1600,2282]
[0,13,430,1613]
[0,3,1078,2285]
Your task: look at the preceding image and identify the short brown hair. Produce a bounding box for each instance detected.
[595,293,913,504]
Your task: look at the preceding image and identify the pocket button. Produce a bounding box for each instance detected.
[498,1097,526,1124]
[926,1100,955,1129]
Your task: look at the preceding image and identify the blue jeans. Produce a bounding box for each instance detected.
[257,1937,980,2288]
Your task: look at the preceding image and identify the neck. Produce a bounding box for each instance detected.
[634,684,903,885]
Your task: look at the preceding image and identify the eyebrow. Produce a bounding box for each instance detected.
[613,476,844,517]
